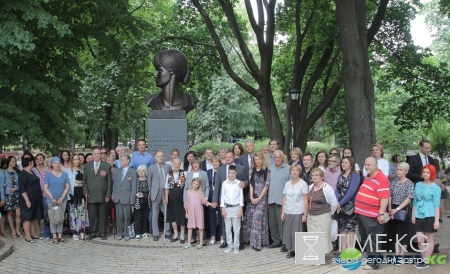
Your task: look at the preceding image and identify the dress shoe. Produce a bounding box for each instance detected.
[239,243,244,250]
[255,248,262,252]
[180,239,185,244]
[219,242,228,248]
[170,237,180,242]
[101,235,107,240]
[286,251,295,258]
[165,235,171,240]
[88,234,97,240]
[116,236,123,240]
[267,243,281,248]
[153,236,159,241]
[280,245,288,252]
[124,237,130,241]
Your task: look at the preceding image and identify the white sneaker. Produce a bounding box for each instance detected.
[234,249,240,255]
[196,243,203,249]
[209,239,216,245]
[224,247,234,253]
[142,233,149,239]
[135,235,141,240]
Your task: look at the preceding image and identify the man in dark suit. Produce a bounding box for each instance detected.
[148,150,172,241]
[406,139,433,183]
[212,151,248,249]
[239,140,255,175]
[83,148,112,240]
[201,148,214,172]
[112,155,136,241]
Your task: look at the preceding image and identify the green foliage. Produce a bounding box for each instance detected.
[189,139,271,159]
[0,0,145,153]
[428,119,450,167]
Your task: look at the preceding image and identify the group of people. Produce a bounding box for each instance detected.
[0,138,447,269]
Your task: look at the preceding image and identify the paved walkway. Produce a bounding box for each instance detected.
[1,215,449,273]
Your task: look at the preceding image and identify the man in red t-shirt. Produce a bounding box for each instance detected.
[355,157,390,270]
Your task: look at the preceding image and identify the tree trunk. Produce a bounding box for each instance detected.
[336,0,376,167]
[104,104,114,150]
[134,126,140,151]
[257,90,285,151]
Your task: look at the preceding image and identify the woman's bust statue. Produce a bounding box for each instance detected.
[145,49,198,113]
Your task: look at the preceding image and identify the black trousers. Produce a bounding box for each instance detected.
[134,197,150,235]
[88,202,108,235]
[357,214,386,267]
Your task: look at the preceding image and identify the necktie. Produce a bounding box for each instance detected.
[424,156,428,165]
[122,168,126,180]
[159,165,165,187]
[94,162,99,174]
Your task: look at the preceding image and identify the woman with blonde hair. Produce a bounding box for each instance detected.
[245,153,270,251]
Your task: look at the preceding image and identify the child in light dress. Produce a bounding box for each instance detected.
[184,178,204,249]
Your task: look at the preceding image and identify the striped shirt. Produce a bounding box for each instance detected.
[355,170,390,218]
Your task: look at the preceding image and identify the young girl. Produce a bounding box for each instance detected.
[412,164,441,269]
[184,178,204,249]
[134,165,150,239]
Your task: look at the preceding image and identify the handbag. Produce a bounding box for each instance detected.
[48,204,65,224]
[340,201,355,217]
[394,207,408,221]
[330,219,338,241]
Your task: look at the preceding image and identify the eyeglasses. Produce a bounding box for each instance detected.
[328,160,336,163]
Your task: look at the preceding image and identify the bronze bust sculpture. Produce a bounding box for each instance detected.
[145,49,198,113]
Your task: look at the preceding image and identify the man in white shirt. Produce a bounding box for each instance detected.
[221,166,243,255]
[407,139,433,183]
[239,140,255,175]
[201,148,214,172]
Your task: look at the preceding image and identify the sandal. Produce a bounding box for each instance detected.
[52,238,59,244]
[0,230,7,237]
[58,238,67,243]
[11,233,18,239]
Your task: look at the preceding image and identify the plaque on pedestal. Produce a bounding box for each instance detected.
[147,110,187,160]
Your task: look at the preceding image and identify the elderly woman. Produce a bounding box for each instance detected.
[19,157,44,242]
[389,162,414,265]
[134,165,151,239]
[164,158,186,243]
[282,164,308,258]
[44,157,70,244]
[245,153,270,251]
[335,156,360,250]
[1,156,22,238]
[307,168,338,255]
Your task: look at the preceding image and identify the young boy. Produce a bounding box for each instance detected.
[220,166,244,254]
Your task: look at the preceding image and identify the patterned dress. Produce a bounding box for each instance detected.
[336,175,357,232]
[4,170,19,211]
[69,171,89,235]
[244,169,270,249]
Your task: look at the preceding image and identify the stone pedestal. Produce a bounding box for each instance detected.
[147,110,187,160]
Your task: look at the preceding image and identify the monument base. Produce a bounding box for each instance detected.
[147,110,187,160]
